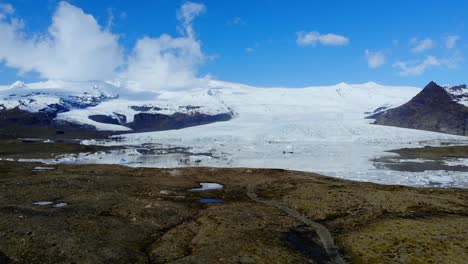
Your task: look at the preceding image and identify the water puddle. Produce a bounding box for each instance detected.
[287,228,330,264]
[199,198,224,204]
[33,166,55,172]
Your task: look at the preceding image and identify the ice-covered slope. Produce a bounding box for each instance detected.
[444,84,468,106]
[0,80,118,112]
[116,80,462,146]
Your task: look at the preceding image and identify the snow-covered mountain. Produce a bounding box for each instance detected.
[0,79,466,138]
[0,80,234,135]
[444,84,468,106]
[0,80,118,113]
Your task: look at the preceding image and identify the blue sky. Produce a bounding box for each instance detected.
[0,0,466,88]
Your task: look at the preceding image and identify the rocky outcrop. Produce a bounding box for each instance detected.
[128,112,232,132]
[89,114,127,125]
[89,111,232,132]
[0,108,108,139]
[372,81,468,136]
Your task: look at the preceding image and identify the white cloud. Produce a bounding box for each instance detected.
[125,34,204,91]
[177,1,205,38]
[393,56,440,76]
[441,50,464,69]
[296,31,349,46]
[245,47,254,53]
[410,38,435,53]
[0,1,123,81]
[124,2,206,91]
[0,1,209,92]
[365,50,385,68]
[444,35,460,49]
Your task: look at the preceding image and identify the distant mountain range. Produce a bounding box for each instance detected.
[0,80,234,138]
[0,80,467,139]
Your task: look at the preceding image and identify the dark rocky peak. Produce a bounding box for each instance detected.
[372,81,468,136]
[411,81,454,105]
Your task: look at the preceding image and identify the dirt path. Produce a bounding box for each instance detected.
[247,184,346,264]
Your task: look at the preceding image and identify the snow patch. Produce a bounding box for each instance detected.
[32,201,54,206]
[190,182,224,191]
[53,202,68,208]
[444,158,468,167]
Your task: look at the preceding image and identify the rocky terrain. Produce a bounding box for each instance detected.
[0,141,467,264]
[372,82,468,136]
[0,107,111,139]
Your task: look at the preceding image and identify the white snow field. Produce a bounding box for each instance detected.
[3,80,468,188]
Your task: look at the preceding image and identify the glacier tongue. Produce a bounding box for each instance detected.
[72,81,467,188]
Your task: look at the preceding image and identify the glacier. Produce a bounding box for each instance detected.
[2,79,468,188]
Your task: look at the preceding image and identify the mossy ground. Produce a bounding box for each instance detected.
[338,216,467,264]
[0,142,466,263]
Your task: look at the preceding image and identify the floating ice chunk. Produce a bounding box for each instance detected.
[32,201,53,206]
[190,182,224,191]
[444,158,468,167]
[397,159,435,163]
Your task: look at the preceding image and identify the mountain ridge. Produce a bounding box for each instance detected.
[373,81,468,136]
